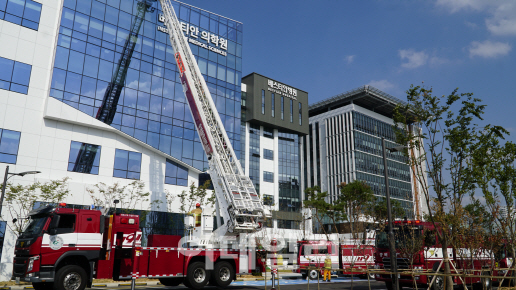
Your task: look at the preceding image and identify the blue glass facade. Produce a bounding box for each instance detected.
[0,56,32,95]
[67,141,101,174]
[0,0,42,30]
[50,0,243,171]
[114,149,142,179]
[0,128,21,164]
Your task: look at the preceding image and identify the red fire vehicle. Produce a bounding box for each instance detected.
[374,220,493,290]
[12,205,262,290]
[295,238,375,280]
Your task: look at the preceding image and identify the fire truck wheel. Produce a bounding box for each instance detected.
[185,261,210,289]
[430,274,444,290]
[158,278,182,287]
[210,261,234,287]
[54,265,87,290]
[308,269,319,280]
[473,274,492,290]
[301,274,308,280]
[32,282,53,290]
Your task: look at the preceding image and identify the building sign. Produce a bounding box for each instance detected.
[158,14,227,56]
[267,80,297,100]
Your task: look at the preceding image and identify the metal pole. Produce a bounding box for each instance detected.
[0,166,9,219]
[382,138,398,290]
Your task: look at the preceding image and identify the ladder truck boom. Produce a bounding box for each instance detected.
[159,0,270,238]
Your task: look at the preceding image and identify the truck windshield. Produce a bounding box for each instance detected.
[376,226,422,249]
[20,216,48,238]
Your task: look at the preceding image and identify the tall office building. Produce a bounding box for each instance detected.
[240,73,308,233]
[0,0,242,280]
[305,86,428,221]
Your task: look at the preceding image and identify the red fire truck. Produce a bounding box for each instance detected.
[13,1,271,289]
[374,220,493,290]
[295,238,375,280]
[12,205,262,290]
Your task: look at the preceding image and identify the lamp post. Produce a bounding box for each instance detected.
[0,166,41,219]
[381,138,406,290]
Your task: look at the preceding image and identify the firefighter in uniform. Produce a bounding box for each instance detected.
[188,203,202,227]
[324,254,332,282]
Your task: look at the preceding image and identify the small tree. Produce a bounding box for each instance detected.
[336,181,375,290]
[303,186,332,240]
[87,180,156,214]
[3,178,70,235]
[177,180,213,215]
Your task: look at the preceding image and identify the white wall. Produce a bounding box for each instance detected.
[0,0,205,281]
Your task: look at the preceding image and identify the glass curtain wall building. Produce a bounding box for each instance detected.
[49,0,243,171]
[240,73,308,231]
[306,86,429,220]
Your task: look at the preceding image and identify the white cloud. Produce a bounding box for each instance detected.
[367,80,395,91]
[435,0,488,12]
[437,0,516,36]
[344,55,355,64]
[469,40,511,58]
[399,49,429,69]
[485,1,516,35]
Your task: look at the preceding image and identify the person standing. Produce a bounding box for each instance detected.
[188,203,202,227]
[324,254,332,282]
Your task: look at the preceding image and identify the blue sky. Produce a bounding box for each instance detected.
[182,0,516,142]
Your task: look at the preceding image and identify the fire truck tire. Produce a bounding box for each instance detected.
[430,274,444,290]
[473,275,492,290]
[32,282,53,290]
[301,274,308,280]
[54,265,87,290]
[210,261,234,287]
[158,278,182,287]
[308,269,319,280]
[184,261,210,289]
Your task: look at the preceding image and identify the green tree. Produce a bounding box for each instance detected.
[87,180,157,213]
[4,178,70,235]
[393,85,508,290]
[303,186,332,239]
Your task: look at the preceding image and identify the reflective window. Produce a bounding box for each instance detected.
[0,128,21,164]
[0,56,31,94]
[298,103,302,125]
[0,0,42,30]
[263,126,273,139]
[290,99,293,123]
[67,141,101,174]
[248,124,260,194]
[50,1,243,171]
[263,149,273,160]
[280,96,284,120]
[271,93,275,117]
[261,89,265,114]
[278,131,301,212]
[263,171,273,183]
[113,149,142,179]
[165,158,188,186]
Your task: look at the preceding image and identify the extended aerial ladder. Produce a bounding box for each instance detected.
[96,0,156,124]
[68,1,155,175]
[158,0,270,242]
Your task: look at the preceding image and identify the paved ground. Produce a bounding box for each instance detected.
[87,278,382,290]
